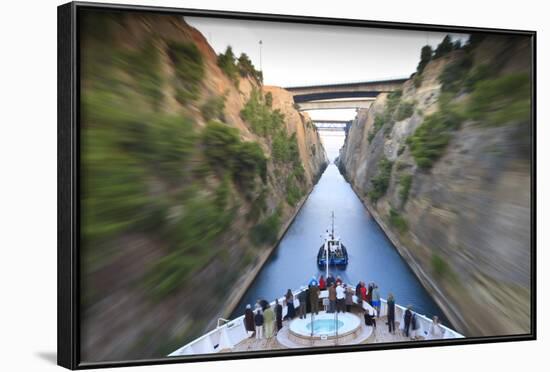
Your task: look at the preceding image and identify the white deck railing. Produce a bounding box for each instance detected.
[168,285,463,356]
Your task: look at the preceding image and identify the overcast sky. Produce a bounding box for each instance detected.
[186,16,468,120]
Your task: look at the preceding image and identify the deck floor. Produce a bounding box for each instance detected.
[230,312,424,353]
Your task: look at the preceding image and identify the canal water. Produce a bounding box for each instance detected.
[231,131,446,324]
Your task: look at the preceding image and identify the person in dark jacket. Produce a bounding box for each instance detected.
[404,305,413,337]
[386,293,396,334]
[284,289,295,320]
[254,310,264,339]
[366,282,373,305]
[309,283,320,315]
[298,286,308,319]
[327,283,337,313]
[244,304,255,336]
[275,299,283,332]
[355,281,363,305]
[326,274,335,288]
[364,309,376,328]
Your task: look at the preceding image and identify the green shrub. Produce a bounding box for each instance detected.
[431,253,449,278]
[200,94,226,122]
[148,115,197,179]
[389,208,408,234]
[466,73,530,126]
[439,55,473,92]
[395,101,415,121]
[272,130,300,164]
[285,175,303,206]
[416,45,433,75]
[433,35,454,59]
[241,88,285,136]
[368,157,393,202]
[202,121,266,187]
[265,92,273,107]
[464,64,492,90]
[367,131,376,144]
[116,39,163,110]
[368,114,386,143]
[250,208,282,246]
[386,90,403,113]
[214,174,232,210]
[167,41,204,103]
[247,188,267,222]
[233,141,267,189]
[237,52,263,83]
[146,190,232,299]
[82,126,152,241]
[399,174,413,205]
[217,46,239,86]
[201,121,241,169]
[407,108,462,169]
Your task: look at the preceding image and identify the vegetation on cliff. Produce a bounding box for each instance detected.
[338,33,532,337]
[407,35,531,170]
[80,12,326,361]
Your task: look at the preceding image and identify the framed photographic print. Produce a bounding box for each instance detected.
[58,1,536,369]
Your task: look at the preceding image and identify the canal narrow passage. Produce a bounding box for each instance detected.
[232,131,446,324]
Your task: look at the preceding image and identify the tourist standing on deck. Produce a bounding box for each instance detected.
[360,281,368,302]
[326,273,335,288]
[254,309,264,340]
[387,294,396,334]
[336,283,345,313]
[263,305,274,338]
[355,281,363,305]
[319,275,326,290]
[410,312,422,340]
[328,283,337,313]
[345,284,354,312]
[403,305,413,337]
[309,282,320,315]
[427,316,445,340]
[371,284,381,317]
[298,286,308,319]
[244,304,255,337]
[309,276,318,287]
[275,299,283,332]
[285,289,296,319]
[366,282,373,305]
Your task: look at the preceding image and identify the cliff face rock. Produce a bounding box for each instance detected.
[80,12,327,361]
[339,36,531,337]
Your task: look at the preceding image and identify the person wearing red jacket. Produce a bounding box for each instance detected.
[319,275,326,290]
[360,281,368,302]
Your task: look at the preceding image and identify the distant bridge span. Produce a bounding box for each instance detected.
[286,78,407,102]
[312,120,352,131]
[299,99,374,111]
[286,78,407,111]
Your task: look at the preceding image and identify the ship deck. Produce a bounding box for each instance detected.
[229,311,424,353]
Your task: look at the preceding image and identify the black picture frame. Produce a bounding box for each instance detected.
[58,1,537,369]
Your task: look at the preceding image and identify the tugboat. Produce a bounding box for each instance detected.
[317,211,348,269]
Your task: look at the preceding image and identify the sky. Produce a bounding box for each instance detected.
[186,16,468,120]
